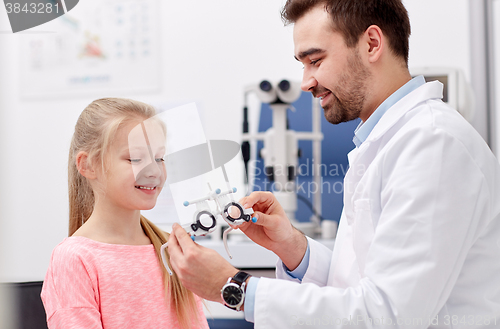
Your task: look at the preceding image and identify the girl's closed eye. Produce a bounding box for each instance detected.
[128,158,142,164]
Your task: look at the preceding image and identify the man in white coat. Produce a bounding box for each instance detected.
[167,0,500,327]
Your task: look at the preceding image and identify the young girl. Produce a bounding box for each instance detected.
[41,98,209,329]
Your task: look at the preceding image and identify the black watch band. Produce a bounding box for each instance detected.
[232,271,251,286]
[221,271,252,311]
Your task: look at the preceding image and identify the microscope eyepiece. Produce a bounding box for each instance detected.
[278,79,291,92]
[259,80,273,92]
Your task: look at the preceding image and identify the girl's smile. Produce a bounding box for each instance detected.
[92,118,167,212]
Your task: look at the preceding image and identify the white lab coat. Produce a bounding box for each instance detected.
[253,81,500,328]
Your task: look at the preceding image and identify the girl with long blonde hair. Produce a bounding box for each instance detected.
[41,98,208,329]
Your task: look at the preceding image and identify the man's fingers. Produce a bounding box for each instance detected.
[240,212,271,233]
[249,212,263,225]
[167,225,181,253]
[168,223,194,257]
[172,223,195,249]
[240,191,273,210]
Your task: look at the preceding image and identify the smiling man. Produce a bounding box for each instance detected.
[167,1,500,328]
[294,12,374,124]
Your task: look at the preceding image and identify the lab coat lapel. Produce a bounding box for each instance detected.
[365,81,444,145]
[327,81,444,287]
[342,80,444,201]
[328,147,364,288]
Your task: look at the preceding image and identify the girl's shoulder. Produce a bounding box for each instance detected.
[51,236,156,265]
[52,236,107,253]
[49,236,158,282]
[49,237,100,267]
[54,236,154,255]
[44,237,103,288]
[48,237,157,280]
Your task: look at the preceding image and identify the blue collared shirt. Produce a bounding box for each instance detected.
[244,75,426,323]
[352,75,425,148]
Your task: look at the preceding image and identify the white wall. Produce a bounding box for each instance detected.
[0,0,473,282]
[491,0,500,156]
[405,0,471,79]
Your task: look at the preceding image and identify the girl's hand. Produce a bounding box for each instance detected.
[237,191,308,271]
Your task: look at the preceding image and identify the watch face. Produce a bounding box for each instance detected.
[223,285,242,306]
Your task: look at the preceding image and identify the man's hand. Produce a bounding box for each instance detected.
[167,223,238,302]
[237,191,308,270]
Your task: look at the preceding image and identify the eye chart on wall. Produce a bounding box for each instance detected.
[18,0,161,99]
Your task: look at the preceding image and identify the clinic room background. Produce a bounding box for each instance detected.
[1,0,499,327]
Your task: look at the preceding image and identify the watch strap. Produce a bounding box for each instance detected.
[231,271,251,286]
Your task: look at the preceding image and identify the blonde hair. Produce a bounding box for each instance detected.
[68,98,200,328]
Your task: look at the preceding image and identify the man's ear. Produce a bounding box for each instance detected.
[363,25,384,63]
[76,151,97,180]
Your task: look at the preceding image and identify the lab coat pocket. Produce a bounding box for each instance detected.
[352,199,375,277]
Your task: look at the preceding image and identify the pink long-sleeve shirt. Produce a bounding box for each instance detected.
[41,236,209,329]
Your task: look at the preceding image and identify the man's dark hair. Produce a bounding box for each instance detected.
[281,0,411,66]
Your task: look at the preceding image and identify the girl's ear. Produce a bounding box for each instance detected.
[76,151,97,180]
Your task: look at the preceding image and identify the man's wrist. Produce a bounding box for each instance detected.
[220,271,252,311]
[276,229,308,271]
[218,269,239,302]
[239,275,252,311]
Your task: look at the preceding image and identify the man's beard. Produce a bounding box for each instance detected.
[313,49,370,125]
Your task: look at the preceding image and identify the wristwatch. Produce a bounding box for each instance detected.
[221,271,251,311]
